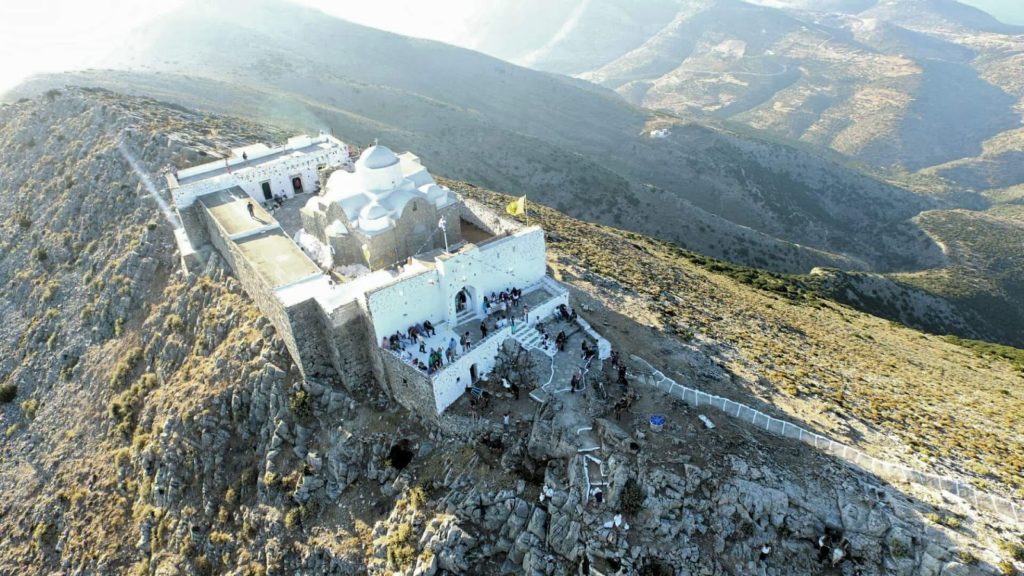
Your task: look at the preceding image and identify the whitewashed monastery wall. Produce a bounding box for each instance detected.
[438,227,547,322]
[365,270,447,344]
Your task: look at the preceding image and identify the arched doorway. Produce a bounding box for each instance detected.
[291,175,304,194]
[455,286,477,319]
[470,363,479,383]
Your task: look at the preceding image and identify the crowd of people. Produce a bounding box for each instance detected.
[382,284,582,378]
[481,287,524,316]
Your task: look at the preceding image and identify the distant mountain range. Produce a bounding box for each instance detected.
[5,0,1023,346]
[474,0,1024,187]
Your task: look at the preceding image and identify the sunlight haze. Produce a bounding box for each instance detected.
[1,0,1023,94]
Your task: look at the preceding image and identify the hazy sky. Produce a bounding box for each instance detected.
[1,0,1022,94]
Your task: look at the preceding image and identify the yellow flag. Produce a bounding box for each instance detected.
[506,195,526,217]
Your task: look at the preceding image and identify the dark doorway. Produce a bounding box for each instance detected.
[291,176,303,194]
[261,181,272,200]
[470,363,479,383]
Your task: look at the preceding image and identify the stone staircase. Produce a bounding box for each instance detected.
[455,306,479,326]
[514,325,556,357]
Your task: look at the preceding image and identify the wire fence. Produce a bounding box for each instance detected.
[630,356,1022,524]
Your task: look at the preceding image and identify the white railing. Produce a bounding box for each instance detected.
[631,356,1022,523]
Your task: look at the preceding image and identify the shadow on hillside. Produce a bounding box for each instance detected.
[571,293,1012,572]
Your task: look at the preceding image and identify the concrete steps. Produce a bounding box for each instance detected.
[514,326,557,357]
[455,307,479,326]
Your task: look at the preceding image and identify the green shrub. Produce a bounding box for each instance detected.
[33,248,47,261]
[385,522,416,569]
[409,486,427,510]
[284,508,302,531]
[620,478,645,515]
[998,560,1017,576]
[999,540,1024,562]
[890,538,911,558]
[20,399,38,420]
[165,314,184,332]
[109,347,144,389]
[0,384,16,404]
[957,550,978,565]
[289,389,312,420]
[31,521,52,550]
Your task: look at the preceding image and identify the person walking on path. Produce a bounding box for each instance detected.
[247,201,257,220]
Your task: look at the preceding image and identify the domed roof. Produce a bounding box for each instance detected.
[360,202,389,221]
[358,145,399,170]
[421,183,449,206]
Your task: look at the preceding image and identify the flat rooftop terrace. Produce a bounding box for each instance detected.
[199,187,273,237]
[177,140,336,186]
[236,230,321,288]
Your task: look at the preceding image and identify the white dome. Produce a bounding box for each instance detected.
[421,183,449,207]
[356,145,404,193]
[360,202,388,220]
[359,202,391,232]
[357,145,399,170]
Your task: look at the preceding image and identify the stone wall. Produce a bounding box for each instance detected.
[199,204,322,377]
[325,302,376,390]
[459,197,522,236]
[377,349,438,421]
[178,204,211,248]
[283,299,337,379]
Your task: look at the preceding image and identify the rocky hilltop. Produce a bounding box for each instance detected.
[1,90,1022,576]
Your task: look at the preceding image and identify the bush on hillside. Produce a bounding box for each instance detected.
[0,384,17,404]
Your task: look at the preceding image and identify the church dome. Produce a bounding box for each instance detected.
[421,183,449,207]
[361,202,388,220]
[359,201,391,232]
[358,145,399,170]
[356,143,404,193]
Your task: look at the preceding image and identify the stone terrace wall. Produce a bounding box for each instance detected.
[325,302,377,390]
[377,350,438,422]
[459,197,522,236]
[199,206,324,377]
[283,299,337,379]
[178,204,211,248]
